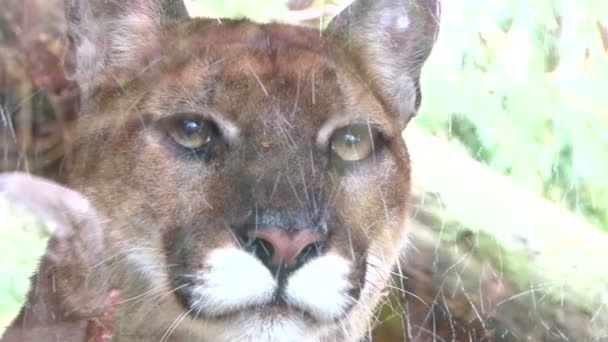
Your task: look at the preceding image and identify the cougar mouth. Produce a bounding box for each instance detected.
[174,295,318,323]
[171,248,361,323]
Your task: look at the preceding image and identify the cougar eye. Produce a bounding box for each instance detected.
[330,125,379,162]
[166,116,219,151]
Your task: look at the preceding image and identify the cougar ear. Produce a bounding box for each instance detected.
[326,0,440,128]
[63,0,189,95]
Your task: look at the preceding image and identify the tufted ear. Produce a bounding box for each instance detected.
[63,0,189,96]
[326,0,440,128]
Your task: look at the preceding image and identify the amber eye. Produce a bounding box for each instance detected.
[330,125,378,162]
[166,116,218,150]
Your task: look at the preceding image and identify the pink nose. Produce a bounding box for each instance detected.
[247,228,326,268]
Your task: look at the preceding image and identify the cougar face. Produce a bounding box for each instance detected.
[63,0,439,340]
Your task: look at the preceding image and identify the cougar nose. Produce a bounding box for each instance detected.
[246,229,326,270]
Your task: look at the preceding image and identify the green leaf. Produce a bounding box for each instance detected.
[190,0,288,22]
[0,197,50,334]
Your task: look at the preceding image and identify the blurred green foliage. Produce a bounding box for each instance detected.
[0,198,49,334]
[417,0,608,231]
[190,0,608,231]
[188,0,288,22]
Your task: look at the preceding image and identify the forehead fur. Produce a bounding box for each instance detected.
[83,18,397,139]
[167,19,329,58]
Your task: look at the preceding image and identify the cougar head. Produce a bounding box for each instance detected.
[63,0,439,340]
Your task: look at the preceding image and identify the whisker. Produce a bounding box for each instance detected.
[160,306,194,342]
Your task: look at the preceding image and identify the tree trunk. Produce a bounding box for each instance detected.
[372,126,608,341]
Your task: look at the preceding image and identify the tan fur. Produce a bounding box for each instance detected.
[6,0,439,341]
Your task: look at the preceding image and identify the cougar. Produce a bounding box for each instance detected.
[1,0,439,340]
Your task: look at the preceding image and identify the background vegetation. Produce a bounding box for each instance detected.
[419,0,608,232]
[189,0,608,232]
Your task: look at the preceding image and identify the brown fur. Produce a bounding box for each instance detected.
[5,0,439,340]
